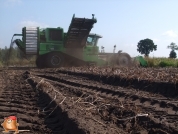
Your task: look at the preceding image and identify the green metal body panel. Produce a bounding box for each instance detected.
[14,39,25,52]
[83,46,98,61]
[135,56,148,67]
[38,28,65,55]
[39,43,65,55]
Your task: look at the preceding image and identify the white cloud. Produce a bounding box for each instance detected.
[162,30,178,38]
[19,20,49,28]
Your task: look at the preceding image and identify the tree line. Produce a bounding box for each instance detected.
[0,46,25,64]
[137,39,178,58]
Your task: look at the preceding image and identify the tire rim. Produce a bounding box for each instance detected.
[119,56,129,66]
[51,55,61,65]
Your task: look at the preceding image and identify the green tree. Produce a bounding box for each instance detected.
[167,42,178,51]
[137,38,157,57]
[167,42,178,58]
[169,50,177,58]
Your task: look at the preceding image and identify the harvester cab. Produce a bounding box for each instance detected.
[86,33,102,46]
[10,14,146,68]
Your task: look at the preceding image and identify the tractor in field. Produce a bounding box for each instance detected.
[11,14,147,68]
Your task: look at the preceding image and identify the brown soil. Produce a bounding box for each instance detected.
[0,67,178,134]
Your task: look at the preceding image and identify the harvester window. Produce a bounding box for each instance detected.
[49,29,62,41]
[93,37,97,46]
[87,37,94,45]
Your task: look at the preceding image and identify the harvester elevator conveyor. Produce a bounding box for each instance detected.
[65,14,97,48]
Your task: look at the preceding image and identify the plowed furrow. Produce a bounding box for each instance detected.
[33,69,178,98]
[36,73,178,113]
[0,71,85,134]
[31,72,178,133]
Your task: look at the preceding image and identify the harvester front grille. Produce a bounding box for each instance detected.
[25,27,38,55]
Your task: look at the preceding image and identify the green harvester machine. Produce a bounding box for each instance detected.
[12,14,147,68]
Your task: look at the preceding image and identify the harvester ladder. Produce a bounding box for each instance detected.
[65,14,97,48]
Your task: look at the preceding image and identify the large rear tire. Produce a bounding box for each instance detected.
[117,53,132,66]
[46,52,64,68]
[36,55,46,68]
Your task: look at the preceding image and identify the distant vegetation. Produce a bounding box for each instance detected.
[137,38,157,57]
[0,46,35,67]
[167,42,178,58]
[145,57,178,67]
[137,40,178,67]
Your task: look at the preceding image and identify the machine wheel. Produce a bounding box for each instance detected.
[36,55,45,68]
[46,52,64,68]
[117,53,132,66]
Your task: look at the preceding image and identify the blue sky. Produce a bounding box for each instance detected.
[0,0,178,57]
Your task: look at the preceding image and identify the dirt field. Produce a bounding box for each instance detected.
[0,67,178,134]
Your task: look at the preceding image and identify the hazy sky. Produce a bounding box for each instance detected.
[0,0,178,57]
